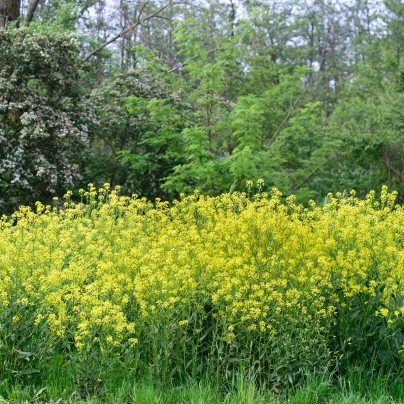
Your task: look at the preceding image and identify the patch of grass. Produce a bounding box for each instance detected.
[1,368,404,404]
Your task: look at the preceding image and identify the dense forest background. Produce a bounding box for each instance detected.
[1,0,404,213]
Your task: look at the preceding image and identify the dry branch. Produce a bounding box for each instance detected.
[83,0,173,63]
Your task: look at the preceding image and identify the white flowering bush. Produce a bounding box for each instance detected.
[0,27,96,213]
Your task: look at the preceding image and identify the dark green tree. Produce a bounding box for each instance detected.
[85,49,189,199]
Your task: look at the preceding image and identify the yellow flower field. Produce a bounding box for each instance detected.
[1,183,404,391]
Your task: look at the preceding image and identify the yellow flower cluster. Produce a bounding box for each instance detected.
[1,183,403,381]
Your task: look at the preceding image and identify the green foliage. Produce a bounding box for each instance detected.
[84,51,189,199]
[4,0,404,213]
[324,46,404,199]
[163,57,337,200]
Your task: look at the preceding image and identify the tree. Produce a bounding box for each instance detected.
[3,0,404,210]
[0,0,20,28]
[0,28,95,212]
[84,48,188,199]
[162,13,244,194]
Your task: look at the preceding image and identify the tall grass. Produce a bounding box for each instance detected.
[1,369,404,403]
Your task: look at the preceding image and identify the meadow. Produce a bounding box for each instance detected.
[1,182,404,403]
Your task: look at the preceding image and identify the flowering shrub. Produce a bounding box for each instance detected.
[0,183,403,391]
[0,28,95,213]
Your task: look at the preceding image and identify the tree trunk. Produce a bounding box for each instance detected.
[24,0,40,25]
[0,0,20,28]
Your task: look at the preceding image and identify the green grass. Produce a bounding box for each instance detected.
[1,368,404,404]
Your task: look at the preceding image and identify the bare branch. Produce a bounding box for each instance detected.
[83,0,173,63]
[137,0,150,21]
[168,61,188,73]
[266,87,309,149]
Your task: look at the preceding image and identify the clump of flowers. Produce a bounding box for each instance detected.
[0,183,403,390]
